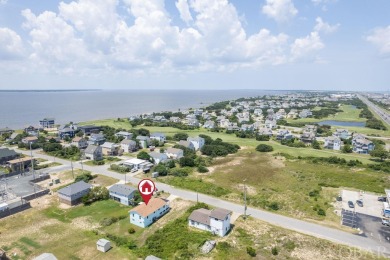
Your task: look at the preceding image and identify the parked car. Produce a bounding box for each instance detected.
[382,218,390,227]
[378,196,387,202]
[348,201,354,208]
[356,199,363,207]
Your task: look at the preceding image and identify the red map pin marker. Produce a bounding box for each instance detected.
[138,179,156,205]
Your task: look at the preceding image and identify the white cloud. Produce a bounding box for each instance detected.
[262,0,298,23]
[366,26,390,55]
[291,31,324,60]
[314,17,339,34]
[0,27,24,59]
[0,0,7,5]
[176,0,193,24]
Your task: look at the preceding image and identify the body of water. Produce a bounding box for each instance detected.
[0,89,285,129]
[318,120,366,127]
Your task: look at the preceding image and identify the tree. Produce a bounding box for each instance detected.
[311,140,321,150]
[256,144,274,152]
[173,133,188,141]
[154,164,168,176]
[370,148,389,161]
[82,186,109,205]
[137,151,150,160]
[256,135,270,141]
[179,157,195,167]
[342,144,352,153]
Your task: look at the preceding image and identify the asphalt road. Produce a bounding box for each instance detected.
[358,95,390,126]
[10,147,390,257]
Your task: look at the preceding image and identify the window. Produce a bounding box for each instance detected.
[190,220,194,225]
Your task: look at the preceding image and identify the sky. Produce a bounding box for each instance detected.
[0,0,389,91]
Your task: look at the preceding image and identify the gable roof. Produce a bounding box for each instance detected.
[129,198,167,217]
[109,184,136,197]
[178,140,192,147]
[84,145,100,154]
[0,148,19,159]
[57,181,92,196]
[97,239,110,246]
[165,147,183,154]
[188,208,211,226]
[72,137,84,142]
[210,208,232,220]
[136,136,149,140]
[121,139,136,145]
[148,152,168,160]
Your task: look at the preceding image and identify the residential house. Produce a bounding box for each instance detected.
[324,136,342,150]
[129,198,170,228]
[6,157,35,172]
[240,124,254,132]
[120,139,137,153]
[150,133,166,143]
[109,184,136,206]
[84,145,103,161]
[164,147,184,159]
[71,137,88,149]
[136,136,151,149]
[188,207,232,237]
[0,148,19,165]
[128,115,141,121]
[253,109,263,116]
[169,117,181,123]
[22,136,38,145]
[333,129,350,140]
[287,110,298,119]
[57,181,92,206]
[178,140,195,150]
[148,152,168,164]
[123,158,154,171]
[187,118,200,127]
[187,136,205,151]
[101,142,121,156]
[304,125,317,133]
[352,136,375,154]
[88,133,106,145]
[0,127,13,136]
[39,118,55,128]
[299,109,312,118]
[264,119,277,129]
[58,127,75,139]
[96,239,111,253]
[24,126,39,136]
[153,116,167,122]
[115,131,133,140]
[78,125,102,135]
[300,131,316,144]
[276,130,293,140]
[257,128,273,137]
[203,120,215,129]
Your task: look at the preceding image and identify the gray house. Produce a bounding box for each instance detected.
[84,145,103,161]
[136,136,150,149]
[88,133,106,145]
[148,152,168,164]
[57,181,92,206]
[120,139,137,153]
[0,148,19,165]
[108,184,136,206]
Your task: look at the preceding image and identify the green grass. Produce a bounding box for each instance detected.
[19,237,41,249]
[79,119,133,130]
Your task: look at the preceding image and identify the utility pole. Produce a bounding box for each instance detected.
[30,142,36,198]
[80,154,84,174]
[124,172,127,184]
[243,179,247,219]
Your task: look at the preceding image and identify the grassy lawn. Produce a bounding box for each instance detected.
[79,118,133,130]
[91,175,119,187]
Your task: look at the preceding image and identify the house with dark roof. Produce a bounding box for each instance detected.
[39,118,55,128]
[0,127,14,135]
[78,125,102,135]
[0,148,19,165]
[84,145,103,161]
[109,184,137,206]
[188,207,232,237]
[148,152,168,164]
[57,181,92,205]
[24,126,40,136]
[129,198,169,228]
[58,127,75,139]
[120,139,137,153]
[88,133,106,145]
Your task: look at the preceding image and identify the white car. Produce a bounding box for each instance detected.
[130,168,138,173]
[382,218,390,227]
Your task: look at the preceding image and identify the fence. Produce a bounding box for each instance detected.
[0,200,31,219]
[21,189,50,201]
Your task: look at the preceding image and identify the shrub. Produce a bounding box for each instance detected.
[92,160,105,165]
[256,134,270,141]
[197,165,209,173]
[217,242,231,251]
[75,172,94,183]
[271,247,279,255]
[128,227,136,234]
[256,144,274,152]
[317,208,326,216]
[283,240,296,251]
[268,202,280,211]
[246,246,256,257]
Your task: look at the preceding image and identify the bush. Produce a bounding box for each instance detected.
[256,135,270,141]
[271,247,279,255]
[170,167,192,177]
[137,151,151,160]
[128,227,136,234]
[92,160,105,165]
[110,164,130,173]
[268,202,280,211]
[197,165,209,173]
[75,172,94,183]
[317,208,326,216]
[256,144,274,152]
[173,133,189,141]
[246,246,256,257]
[82,186,109,205]
[217,242,231,251]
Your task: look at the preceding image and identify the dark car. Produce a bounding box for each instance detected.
[356,199,363,207]
[378,196,387,202]
[348,201,354,208]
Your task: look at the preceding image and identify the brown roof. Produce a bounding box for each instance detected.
[72,137,83,142]
[129,198,167,218]
[24,136,38,141]
[7,156,33,164]
[210,208,232,220]
[188,208,211,225]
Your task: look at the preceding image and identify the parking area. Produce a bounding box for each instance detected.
[341,190,383,218]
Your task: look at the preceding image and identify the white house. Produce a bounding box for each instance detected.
[123,158,154,171]
[136,136,150,149]
[120,139,137,153]
[129,198,170,228]
[324,136,342,150]
[150,133,166,143]
[333,129,350,140]
[165,147,184,159]
[108,184,136,206]
[187,136,205,150]
[71,137,88,149]
[115,131,133,140]
[188,208,232,237]
[148,152,168,164]
[96,239,111,253]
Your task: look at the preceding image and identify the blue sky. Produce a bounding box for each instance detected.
[0,0,389,91]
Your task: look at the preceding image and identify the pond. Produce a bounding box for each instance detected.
[318,120,366,127]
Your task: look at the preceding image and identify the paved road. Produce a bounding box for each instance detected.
[10,147,390,257]
[358,95,390,127]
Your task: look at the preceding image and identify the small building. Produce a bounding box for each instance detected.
[165,147,184,159]
[24,125,40,136]
[71,137,88,149]
[188,207,232,237]
[333,129,350,140]
[57,181,92,206]
[257,128,273,137]
[33,253,58,260]
[0,148,19,165]
[101,142,121,156]
[150,133,166,143]
[0,127,14,136]
[148,152,168,164]
[324,136,342,150]
[276,129,293,140]
[136,136,151,149]
[187,136,205,150]
[89,133,106,145]
[78,125,102,135]
[39,118,55,128]
[22,136,38,145]
[109,184,136,206]
[7,156,34,172]
[84,145,103,161]
[352,137,375,154]
[178,140,195,150]
[115,131,133,140]
[96,239,111,253]
[123,158,154,171]
[120,139,137,153]
[203,120,215,129]
[58,127,75,139]
[129,198,170,228]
